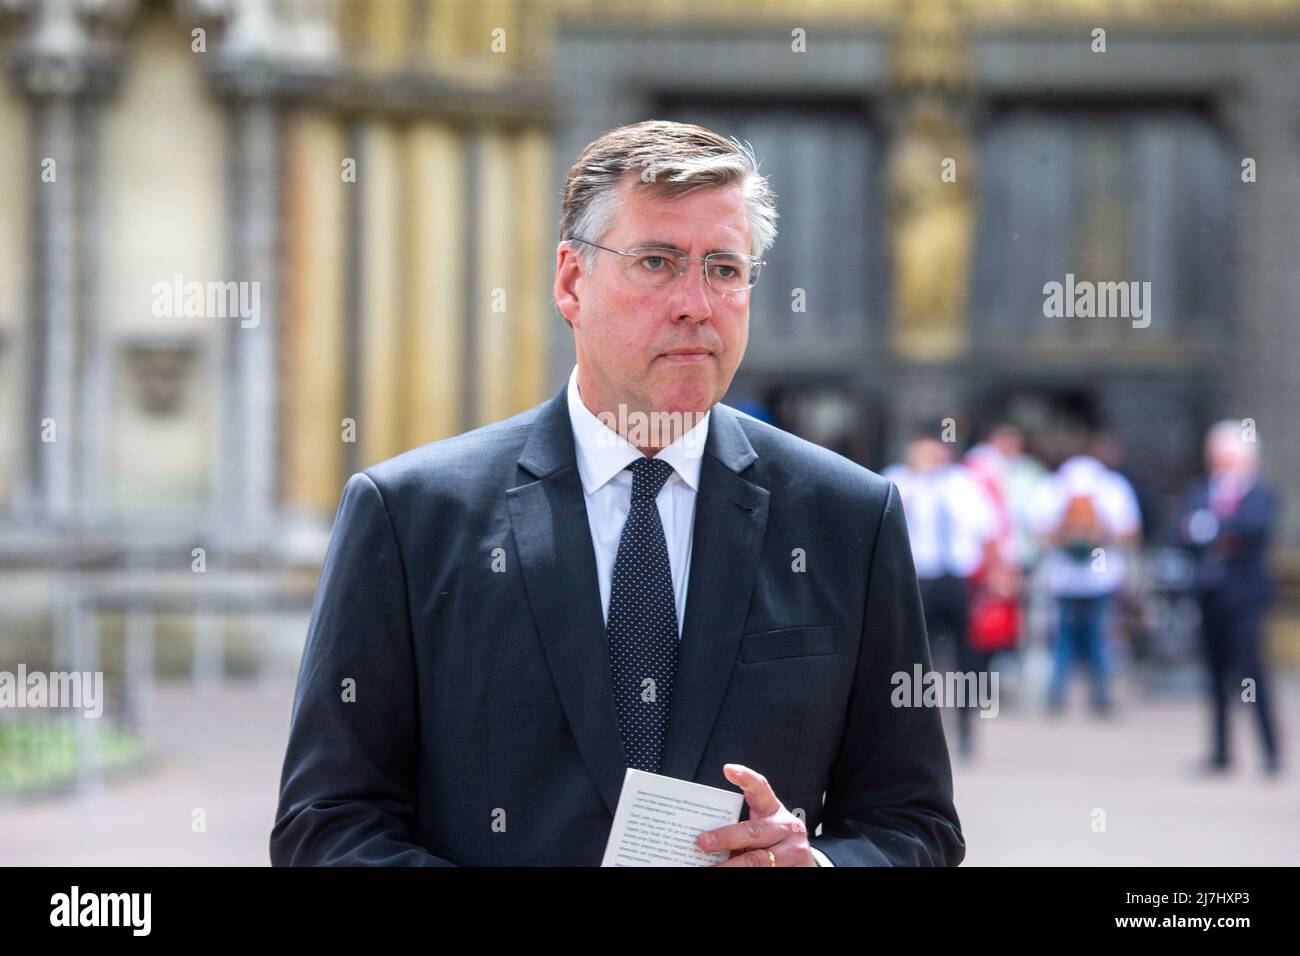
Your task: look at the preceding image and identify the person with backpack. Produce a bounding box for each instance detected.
[1030,443,1142,716]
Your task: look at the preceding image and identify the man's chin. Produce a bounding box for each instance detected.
[651,394,716,422]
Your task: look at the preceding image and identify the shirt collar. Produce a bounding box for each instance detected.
[566,364,710,496]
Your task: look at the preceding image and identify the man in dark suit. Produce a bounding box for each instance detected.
[1178,420,1283,776]
[271,120,964,866]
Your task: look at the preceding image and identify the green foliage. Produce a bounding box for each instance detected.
[0,717,147,797]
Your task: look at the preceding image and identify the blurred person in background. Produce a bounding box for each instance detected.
[1178,421,1282,777]
[886,427,998,758]
[963,422,1043,733]
[1030,434,1142,717]
[966,421,1048,575]
[1086,431,1150,677]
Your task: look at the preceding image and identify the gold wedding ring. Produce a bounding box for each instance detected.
[766,849,777,867]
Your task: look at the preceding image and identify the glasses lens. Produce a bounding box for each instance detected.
[706,254,756,292]
[629,248,683,287]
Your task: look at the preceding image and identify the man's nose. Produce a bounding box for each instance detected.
[671,264,714,322]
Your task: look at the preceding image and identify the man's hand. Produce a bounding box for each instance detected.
[696,764,817,867]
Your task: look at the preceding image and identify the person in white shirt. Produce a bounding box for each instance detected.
[1029,448,1141,715]
[884,430,998,756]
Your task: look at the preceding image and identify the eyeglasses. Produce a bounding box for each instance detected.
[565,237,764,296]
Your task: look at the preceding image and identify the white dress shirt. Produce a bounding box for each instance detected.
[566,365,834,866]
[882,462,997,579]
[567,365,708,638]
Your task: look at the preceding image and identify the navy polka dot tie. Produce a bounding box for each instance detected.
[606,456,680,774]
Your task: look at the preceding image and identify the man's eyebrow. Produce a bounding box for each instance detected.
[635,239,747,257]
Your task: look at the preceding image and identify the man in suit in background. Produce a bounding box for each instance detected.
[1179,420,1283,777]
[271,120,964,866]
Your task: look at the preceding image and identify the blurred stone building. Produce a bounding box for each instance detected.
[1,0,1299,670]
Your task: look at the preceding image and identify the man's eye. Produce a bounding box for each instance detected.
[640,255,672,270]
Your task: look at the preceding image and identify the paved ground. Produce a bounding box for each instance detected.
[948,676,1299,865]
[1,674,1296,865]
[0,681,295,866]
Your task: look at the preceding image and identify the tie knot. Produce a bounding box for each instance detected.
[628,457,675,500]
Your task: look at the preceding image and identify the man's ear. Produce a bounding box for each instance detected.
[553,239,585,329]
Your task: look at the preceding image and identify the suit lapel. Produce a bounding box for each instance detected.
[658,407,768,784]
[507,386,768,818]
[507,388,626,818]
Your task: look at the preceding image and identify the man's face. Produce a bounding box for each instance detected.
[1206,434,1248,476]
[906,437,947,472]
[554,173,752,438]
[990,425,1023,458]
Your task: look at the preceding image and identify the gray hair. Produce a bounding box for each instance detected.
[1207,418,1260,458]
[556,120,779,328]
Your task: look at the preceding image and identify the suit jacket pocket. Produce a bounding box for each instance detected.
[739,625,835,664]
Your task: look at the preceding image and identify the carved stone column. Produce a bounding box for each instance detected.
[886,0,975,364]
[4,0,131,520]
[193,0,341,537]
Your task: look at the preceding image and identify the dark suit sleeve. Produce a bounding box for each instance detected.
[1219,484,1277,544]
[1174,483,1205,546]
[270,472,453,866]
[809,480,966,866]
